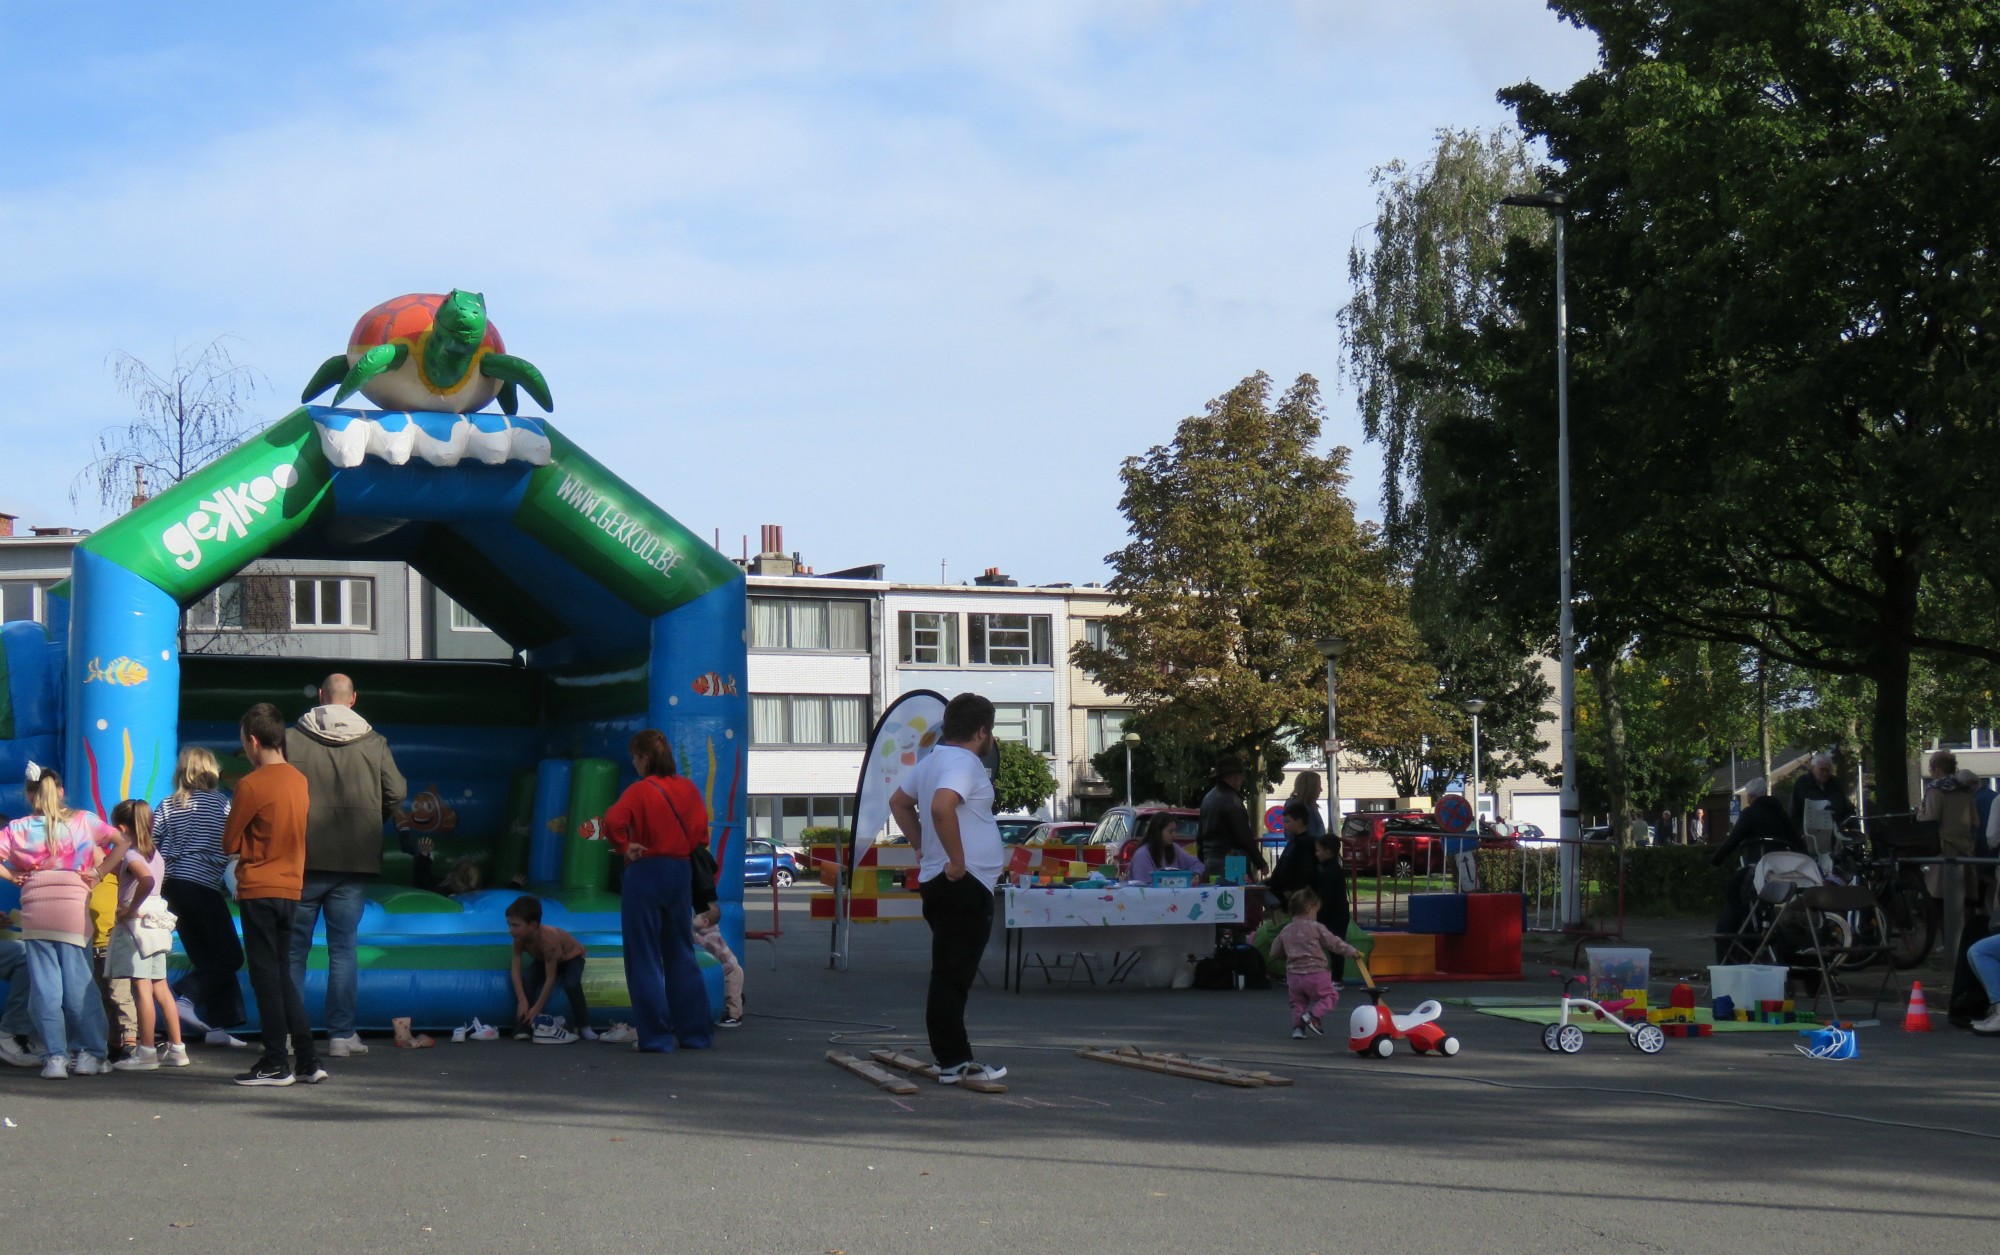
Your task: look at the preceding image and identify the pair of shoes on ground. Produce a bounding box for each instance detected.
[111,1043,192,1071]
[936,1060,1007,1085]
[234,1059,329,1087]
[42,1053,111,1079]
[532,1014,579,1045]
[451,1017,503,1044]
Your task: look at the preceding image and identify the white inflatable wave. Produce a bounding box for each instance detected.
[309,406,553,469]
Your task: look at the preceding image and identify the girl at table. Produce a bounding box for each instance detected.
[1128,812,1203,885]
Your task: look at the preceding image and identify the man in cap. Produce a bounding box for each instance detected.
[1196,755,1265,881]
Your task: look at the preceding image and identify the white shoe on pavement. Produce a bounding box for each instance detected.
[936,1061,1006,1085]
[1972,1004,2000,1036]
[532,1014,578,1045]
[204,1030,250,1049]
[112,1045,160,1071]
[597,1023,638,1044]
[73,1053,109,1076]
[160,1042,192,1067]
[39,1055,68,1079]
[0,1035,38,1068]
[328,1035,368,1057]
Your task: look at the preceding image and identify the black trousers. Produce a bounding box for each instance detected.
[163,878,245,1027]
[1951,911,1993,1022]
[919,875,993,1069]
[239,897,317,1072]
[519,955,590,1031]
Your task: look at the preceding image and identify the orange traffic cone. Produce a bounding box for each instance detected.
[1903,981,1934,1032]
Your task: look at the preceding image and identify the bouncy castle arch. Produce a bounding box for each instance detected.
[51,404,749,958]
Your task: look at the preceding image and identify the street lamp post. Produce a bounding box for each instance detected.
[1500,189,1581,926]
[1315,636,1348,834]
[1463,698,1486,834]
[1121,730,1141,809]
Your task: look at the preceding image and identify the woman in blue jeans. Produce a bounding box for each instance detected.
[601,730,714,1052]
[1965,932,2000,1035]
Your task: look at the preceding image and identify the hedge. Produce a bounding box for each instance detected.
[1472,843,1729,917]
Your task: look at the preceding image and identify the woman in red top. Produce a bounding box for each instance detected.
[602,729,714,1051]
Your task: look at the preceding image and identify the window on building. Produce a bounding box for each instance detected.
[750,598,868,652]
[750,794,858,845]
[992,702,1054,754]
[1082,618,1123,657]
[1086,709,1129,757]
[969,613,1051,666]
[291,577,373,630]
[446,597,492,633]
[751,695,869,746]
[0,580,53,625]
[186,580,244,631]
[898,610,959,665]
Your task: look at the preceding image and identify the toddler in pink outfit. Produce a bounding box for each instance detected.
[1273,888,1361,1039]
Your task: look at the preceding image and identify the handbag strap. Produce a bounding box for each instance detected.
[641,778,700,854]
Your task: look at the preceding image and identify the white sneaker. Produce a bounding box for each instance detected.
[160,1042,191,1068]
[174,997,211,1036]
[204,1030,250,1049]
[1972,1004,2000,1036]
[532,1014,578,1045]
[936,1061,1007,1085]
[39,1055,68,1079]
[597,1023,638,1044]
[73,1054,109,1076]
[451,1025,469,1044]
[0,1035,37,1068]
[328,1035,368,1057]
[468,1021,499,1042]
[113,1046,160,1071]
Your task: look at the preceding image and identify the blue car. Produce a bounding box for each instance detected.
[744,838,800,888]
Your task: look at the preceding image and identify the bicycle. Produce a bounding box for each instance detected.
[1832,816,1934,969]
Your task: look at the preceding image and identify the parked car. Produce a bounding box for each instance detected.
[1507,822,1548,843]
[1340,811,1450,878]
[1019,821,1097,847]
[743,838,801,888]
[1087,805,1201,872]
[997,817,1045,846]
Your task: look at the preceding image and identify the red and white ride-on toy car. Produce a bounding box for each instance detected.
[1346,962,1460,1059]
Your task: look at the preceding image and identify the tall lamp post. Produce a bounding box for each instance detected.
[1463,698,1486,833]
[1121,729,1141,808]
[1500,189,1580,926]
[1315,635,1348,834]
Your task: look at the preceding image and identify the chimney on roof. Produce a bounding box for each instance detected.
[749,523,796,577]
[0,513,14,538]
[973,566,1017,587]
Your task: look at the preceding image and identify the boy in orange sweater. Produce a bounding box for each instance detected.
[223,703,321,1087]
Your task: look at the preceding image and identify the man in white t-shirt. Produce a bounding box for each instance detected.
[889,693,1007,1084]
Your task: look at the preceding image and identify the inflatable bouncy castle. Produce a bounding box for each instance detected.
[0,292,747,1029]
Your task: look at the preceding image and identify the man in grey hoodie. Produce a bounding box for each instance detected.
[286,674,406,1056]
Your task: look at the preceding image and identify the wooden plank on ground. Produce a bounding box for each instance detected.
[1076,1046,1290,1088]
[869,1048,1010,1093]
[825,1050,918,1094]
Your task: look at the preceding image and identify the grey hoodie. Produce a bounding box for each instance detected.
[285,704,407,876]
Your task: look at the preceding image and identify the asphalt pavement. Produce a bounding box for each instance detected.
[2,889,1995,1253]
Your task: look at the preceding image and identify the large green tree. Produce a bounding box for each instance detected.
[1075,373,1433,810]
[1339,127,1556,800]
[1433,1,2000,811]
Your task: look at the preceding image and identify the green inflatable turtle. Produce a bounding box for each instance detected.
[302,289,553,416]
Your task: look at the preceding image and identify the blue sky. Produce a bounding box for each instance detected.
[0,1,1597,583]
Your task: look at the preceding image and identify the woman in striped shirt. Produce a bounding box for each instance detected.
[156,747,246,1039]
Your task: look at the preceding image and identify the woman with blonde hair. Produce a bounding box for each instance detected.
[156,745,246,1043]
[0,763,116,1077]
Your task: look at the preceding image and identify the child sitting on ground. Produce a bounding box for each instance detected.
[1273,887,1362,1039]
[506,895,619,1044]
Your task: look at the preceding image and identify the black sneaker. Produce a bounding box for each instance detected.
[718,1016,743,1028]
[234,1061,296,1087]
[297,1064,330,1084]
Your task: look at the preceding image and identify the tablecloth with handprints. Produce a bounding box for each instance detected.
[1002,885,1245,929]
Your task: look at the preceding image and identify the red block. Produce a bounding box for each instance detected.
[1435,892,1523,976]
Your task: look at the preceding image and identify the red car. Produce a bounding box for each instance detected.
[1342,811,1517,878]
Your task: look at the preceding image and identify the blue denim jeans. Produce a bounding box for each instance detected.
[23,940,107,1062]
[0,938,34,1039]
[620,856,713,1052]
[1968,932,2000,1005]
[289,872,368,1036]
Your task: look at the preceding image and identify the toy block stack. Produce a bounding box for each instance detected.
[1402,891,1523,979]
[1363,931,1438,978]
[808,843,923,923]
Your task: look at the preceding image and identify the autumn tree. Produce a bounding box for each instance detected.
[1075,372,1435,814]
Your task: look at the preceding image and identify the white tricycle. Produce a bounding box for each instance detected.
[1542,970,1665,1055]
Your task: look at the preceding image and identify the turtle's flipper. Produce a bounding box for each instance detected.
[481,354,553,412]
[302,354,351,403]
[331,343,408,407]
[496,381,520,416]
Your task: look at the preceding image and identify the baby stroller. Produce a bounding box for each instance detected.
[1718,851,1840,968]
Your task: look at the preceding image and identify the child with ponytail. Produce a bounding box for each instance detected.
[103,799,186,1070]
